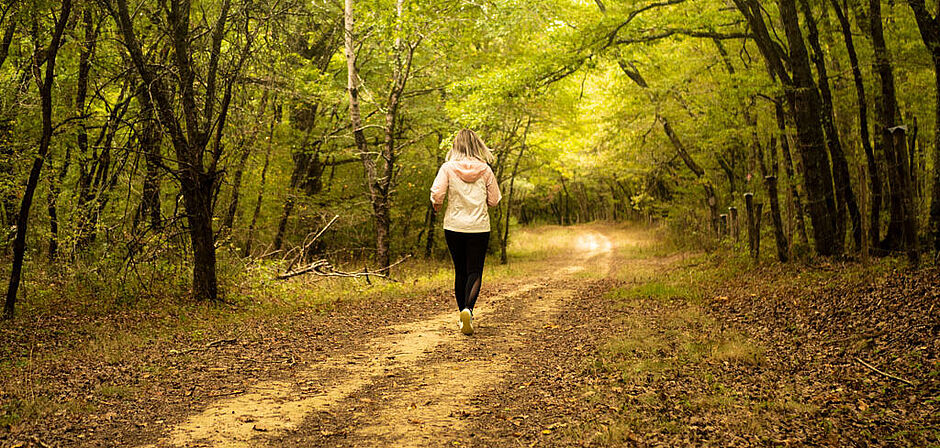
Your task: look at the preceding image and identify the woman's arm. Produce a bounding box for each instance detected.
[484,167,502,207]
[430,165,448,211]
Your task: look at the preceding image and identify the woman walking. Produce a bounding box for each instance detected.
[430,129,502,335]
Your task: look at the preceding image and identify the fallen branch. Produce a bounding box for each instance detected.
[206,337,238,348]
[276,255,411,281]
[207,389,245,398]
[855,357,915,386]
[169,338,238,355]
[284,215,340,273]
[275,259,331,280]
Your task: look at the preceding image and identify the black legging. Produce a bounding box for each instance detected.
[444,230,490,312]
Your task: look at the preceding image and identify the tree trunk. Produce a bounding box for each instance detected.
[46,144,70,260]
[755,124,789,262]
[932,110,940,251]
[744,193,758,259]
[137,84,163,231]
[423,204,437,259]
[424,150,442,259]
[799,0,861,252]
[869,0,906,252]
[779,0,840,256]
[273,163,302,252]
[181,171,219,301]
[559,175,572,226]
[933,65,940,252]
[905,0,940,253]
[222,146,253,233]
[222,93,269,234]
[890,128,920,264]
[717,155,737,196]
[501,129,527,264]
[4,0,72,319]
[832,0,882,246]
[245,102,278,257]
[775,102,810,246]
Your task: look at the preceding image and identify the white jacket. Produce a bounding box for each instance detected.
[430,159,502,233]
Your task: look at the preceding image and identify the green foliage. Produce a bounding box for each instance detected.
[1,0,938,315]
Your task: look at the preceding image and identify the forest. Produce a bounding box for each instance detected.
[0,0,938,445]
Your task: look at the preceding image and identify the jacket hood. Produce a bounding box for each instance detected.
[448,159,489,183]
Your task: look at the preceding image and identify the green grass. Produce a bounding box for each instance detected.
[607,281,696,302]
[0,396,94,429]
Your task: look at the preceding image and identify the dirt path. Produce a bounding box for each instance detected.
[145,229,622,447]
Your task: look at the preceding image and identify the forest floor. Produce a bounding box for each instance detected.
[1,224,938,447]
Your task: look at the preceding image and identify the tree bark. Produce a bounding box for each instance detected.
[755,118,789,262]
[744,192,758,259]
[222,146,253,233]
[0,14,16,71]
[273,147,309,252]
[799,0,861,252]
[832,0,882,246]
[423,147,442,259]
[779,0,840,255]
[4,0,72,319]
[870,0,905,252]
[136,84,163,231]
[890,128,920,264]
[932,113,940,251]
[905,0,940,252]
[775,102,809,246]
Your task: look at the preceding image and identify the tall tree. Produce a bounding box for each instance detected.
[799,0,862,252]
[870,0,918,262]
[831,0,882,248]
[905,0,940,252]
[345,0,420,269]
[732,0,841,255]
[107,0,254,300]
[5,0,73,318]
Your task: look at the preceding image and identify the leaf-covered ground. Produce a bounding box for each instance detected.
[571,252,939,446]
[1,225,938,447]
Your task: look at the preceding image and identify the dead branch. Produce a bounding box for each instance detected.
[855,357,915,386]
[207,389,245,398]
[169,338,238,355]
[283,214,340,273]
[276,255,411,281]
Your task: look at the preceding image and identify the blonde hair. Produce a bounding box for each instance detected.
[447,129,495,164]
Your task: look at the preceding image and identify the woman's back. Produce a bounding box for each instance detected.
[430,159,501,233]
